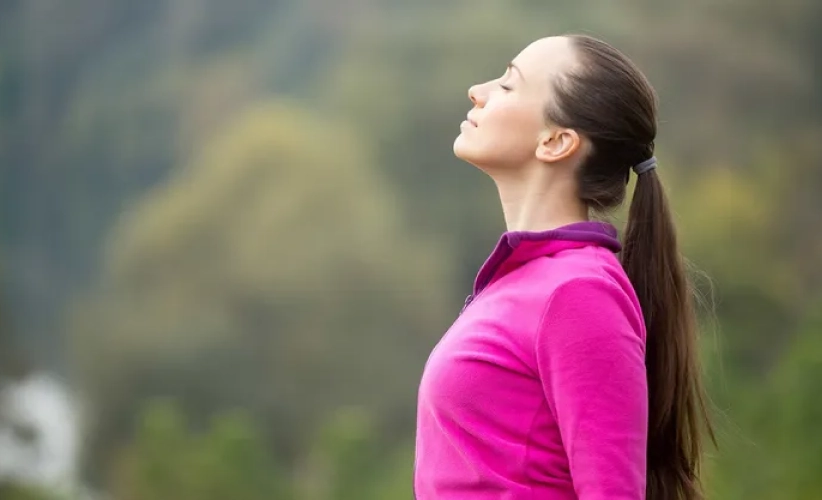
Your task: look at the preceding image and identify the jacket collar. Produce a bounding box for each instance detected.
[472,221,621,295]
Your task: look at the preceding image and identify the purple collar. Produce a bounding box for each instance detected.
[504,221,621,251]
[471,221,621,296]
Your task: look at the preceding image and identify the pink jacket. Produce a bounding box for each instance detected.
[414,221,648,499]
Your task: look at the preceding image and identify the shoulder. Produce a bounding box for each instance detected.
[538,273,646,345]
[543,275,630,318]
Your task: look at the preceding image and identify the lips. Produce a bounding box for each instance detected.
[466,116,478,127]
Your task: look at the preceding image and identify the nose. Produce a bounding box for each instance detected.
[468,83,485,107]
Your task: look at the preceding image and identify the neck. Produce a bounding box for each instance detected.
[491,163,588,232]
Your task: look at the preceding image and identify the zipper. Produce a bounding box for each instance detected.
[460,238,515,315]
[459,294,475,314]
[473,240,514,293]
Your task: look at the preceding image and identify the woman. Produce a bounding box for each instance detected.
[414,35,713,500]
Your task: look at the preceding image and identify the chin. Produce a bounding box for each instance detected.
[453,134,480,164]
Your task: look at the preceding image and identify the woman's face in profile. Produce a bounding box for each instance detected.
[453,36,578,171]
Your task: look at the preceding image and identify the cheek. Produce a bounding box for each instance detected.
[486,101,541,147]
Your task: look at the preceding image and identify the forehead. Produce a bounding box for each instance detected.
[511,36,579,87]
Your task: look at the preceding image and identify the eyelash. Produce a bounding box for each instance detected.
[499,84,512,91]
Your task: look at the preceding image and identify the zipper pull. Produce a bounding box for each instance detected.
[460,294,474,314]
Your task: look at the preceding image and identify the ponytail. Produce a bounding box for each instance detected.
[544,33,716,498]
[622,168,715,500]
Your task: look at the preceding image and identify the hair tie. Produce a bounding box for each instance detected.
[633,156,657,175]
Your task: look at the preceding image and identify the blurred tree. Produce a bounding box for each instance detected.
[0,0,820,497]
[68,100,454,483]
[0,483,65,500]
[705,297,822,500]
[108,399,417,500]
[294,406,415,500]
[666,152,822,377]
[767,303,822,498]
[110,399,289,500]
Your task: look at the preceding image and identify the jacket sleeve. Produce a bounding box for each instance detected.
[535,277,648,500]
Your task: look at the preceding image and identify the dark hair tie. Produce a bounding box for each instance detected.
[633,156,657,175]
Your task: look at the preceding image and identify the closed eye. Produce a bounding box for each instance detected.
[499,84,512,91]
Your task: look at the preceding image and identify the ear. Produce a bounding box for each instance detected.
[535,127,581,164]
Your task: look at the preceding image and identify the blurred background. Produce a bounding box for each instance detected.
[0,0,820,499]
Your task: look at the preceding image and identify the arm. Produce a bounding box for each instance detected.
[535,278,648,499]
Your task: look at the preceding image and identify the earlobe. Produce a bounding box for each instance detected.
[535,129,581,163]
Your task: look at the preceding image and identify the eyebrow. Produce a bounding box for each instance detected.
[507,62,526,81]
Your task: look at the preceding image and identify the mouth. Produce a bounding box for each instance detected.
[466,116,478,127]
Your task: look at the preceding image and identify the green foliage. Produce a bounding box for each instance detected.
[68,99,454,483]
[0,483,65,500]
[99,400,416,500]
[109,400,289,500]
[704,299,822,500]
[767,304,822,497]
[0,0,820,498]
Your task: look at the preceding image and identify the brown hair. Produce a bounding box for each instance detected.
[545,34,714,499]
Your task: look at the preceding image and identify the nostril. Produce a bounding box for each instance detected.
[468,85,479,104]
